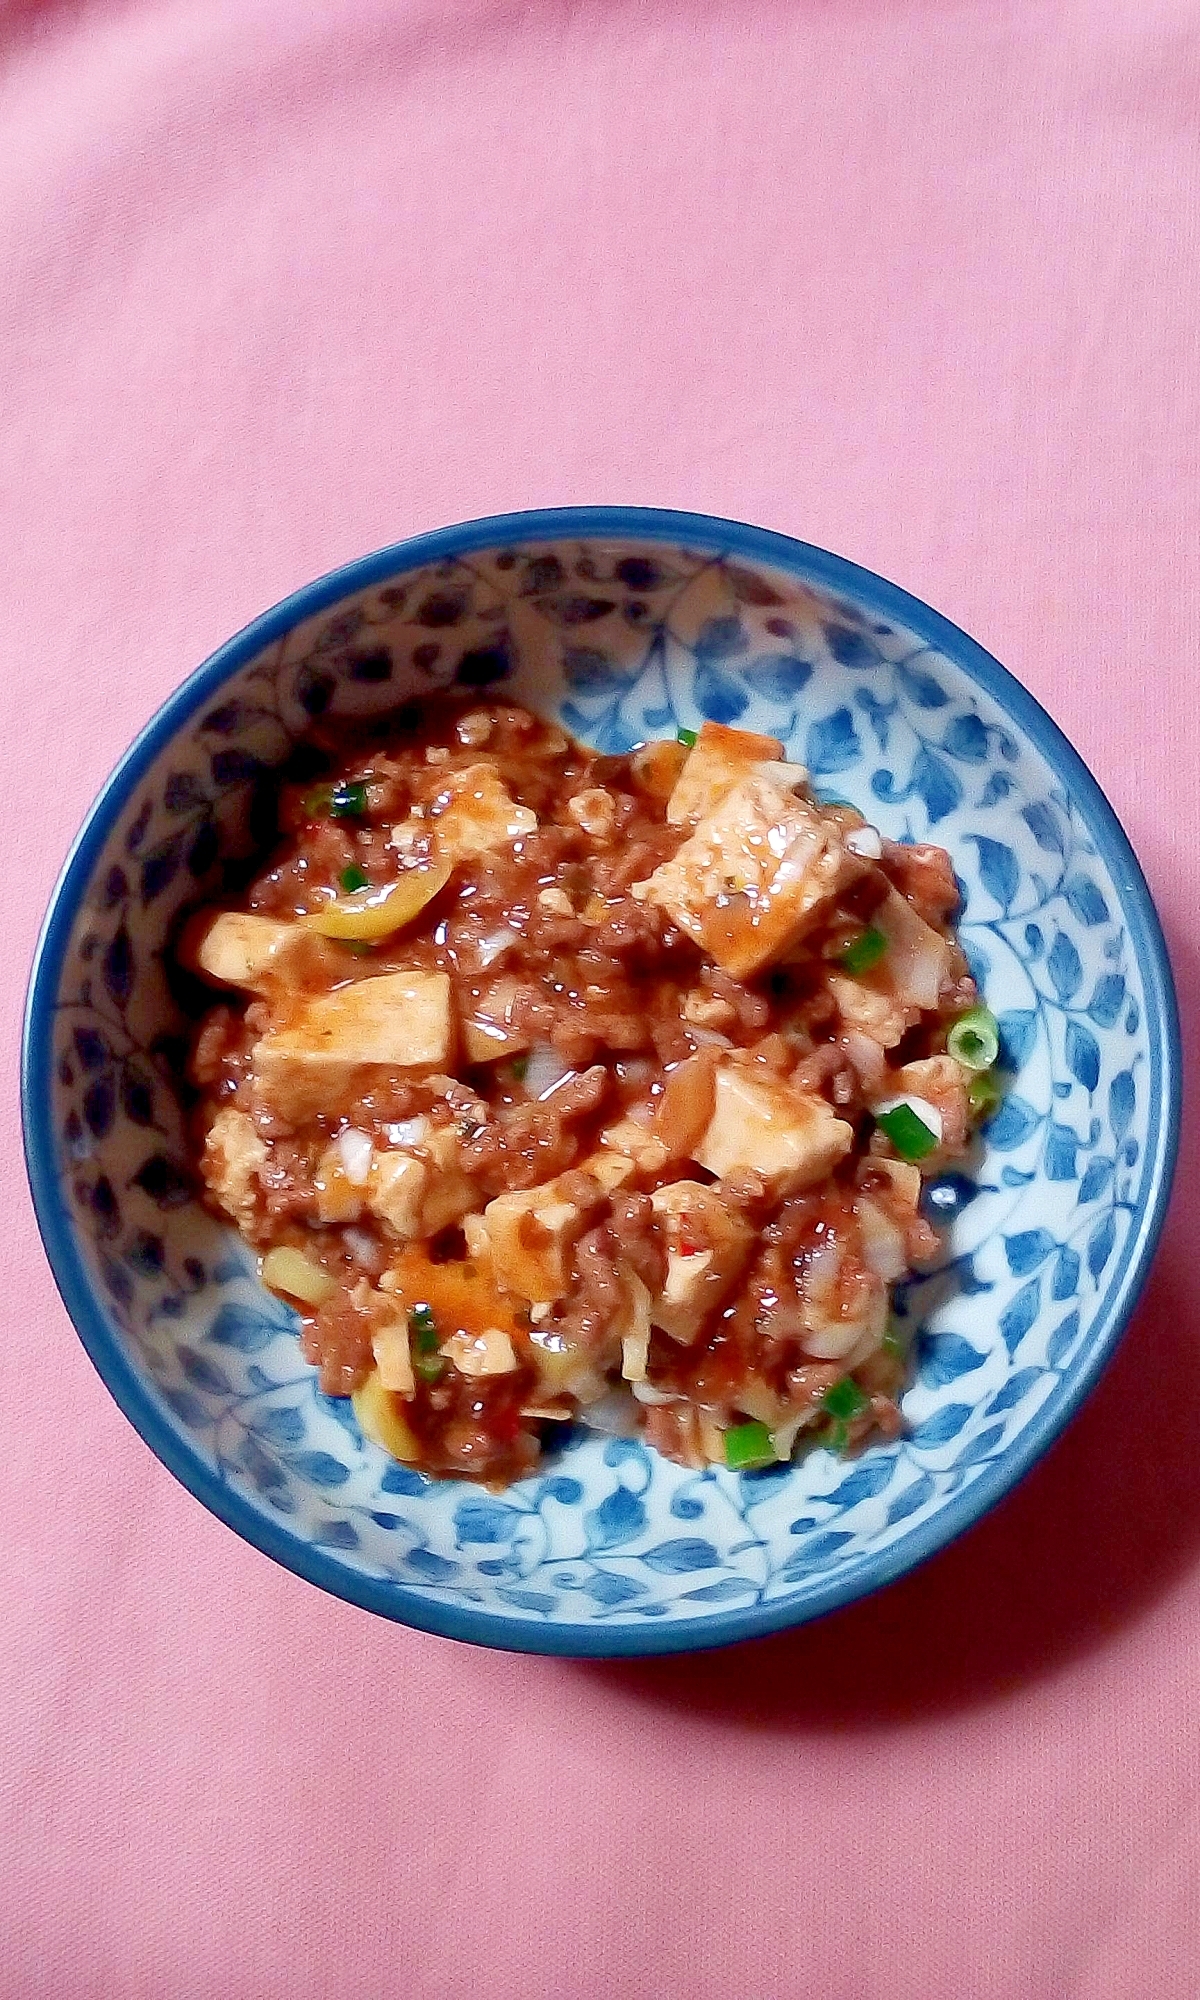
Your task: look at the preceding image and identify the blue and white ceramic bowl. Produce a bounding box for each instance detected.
[22,508,1180,1656]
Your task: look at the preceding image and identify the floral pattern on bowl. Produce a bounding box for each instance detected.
[23,509,1179,1656]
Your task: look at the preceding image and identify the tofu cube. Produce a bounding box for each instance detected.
[681,988,737,1029]
[200,1106,267,1229]
[367,1126,476,1242]
[436,764,537,860]
[649,1180,754,1344]
[579,1149,639,1193]
[633,778,864,978]
[368,1151,429,1240]
[461,1016,533,1064]
[461,1212,490,1262]
[252,971,451,1122]
[481,1177,589,1304]
[313,1142,364,1224]
[443,1326,519,1377]
[857,1155,922,1215]
[362,1289,416,1397]
[567,788,618,841]
[828,972,911,1050]
[194,912,300,993]
[667,722,786,825]
[598,1117,669,1176]
[695,1063,854,1192]
[459,973,535,1065]
[416,1127,478,1235]
[873,887,953,1013]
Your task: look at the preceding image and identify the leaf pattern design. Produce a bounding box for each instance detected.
[43,532,1161,1635]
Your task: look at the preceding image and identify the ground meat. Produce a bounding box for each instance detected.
[881,839,961,925]
[704,966,770,1032]
[550,1004,651,1060]
[606,1191,668,1293]
[570,1225,630,1347]
[587,898,675,963]
[189,1006,253,1094]
[554,1170,615,1220]
[719,1169,771,1213]
[642,1403,704,1469]
[649,1015,704,1066]
[867,1393,904,1440]
[184,696,985,1482]
[257,1138,322,1221]
[537,1190,667,1362]
[404,1370,540,1483]
[250,820,359,914]
[300,1289,374,1397]
[460,1099,585,1194]
[546,1064,610,1122]
[791,1042,845,1093]
[786,1362,844,1408]
[591,834,677,896]
[344,1077,424,1128]
[746,1032,793,1074]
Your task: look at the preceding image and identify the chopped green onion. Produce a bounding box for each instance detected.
[725,1419,776,1471]
[330,781,368,819]
[510,1054,529,1081]
[301,783,334,818]
[343,940,375,958]
[822,1418,850,1453]
[409,1305,444,1382]
[947,1006,1000,1072]
[409,1305,438,1350]
[881,1329,905,1360]
[676,727,698,748]
[875,1102,939,1162]
[822,1376,869,1421]
[340,863,369,893]
[839,926,888,976]
[968,1071,1004,1120]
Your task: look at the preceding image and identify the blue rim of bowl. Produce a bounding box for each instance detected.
[22,506,1182,1657]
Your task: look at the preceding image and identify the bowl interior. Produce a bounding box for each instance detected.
[25,513,1177,1654]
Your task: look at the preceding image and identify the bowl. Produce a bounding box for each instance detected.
[22,507,1180,1656]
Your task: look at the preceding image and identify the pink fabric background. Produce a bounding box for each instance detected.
[3,1,1197,1993]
